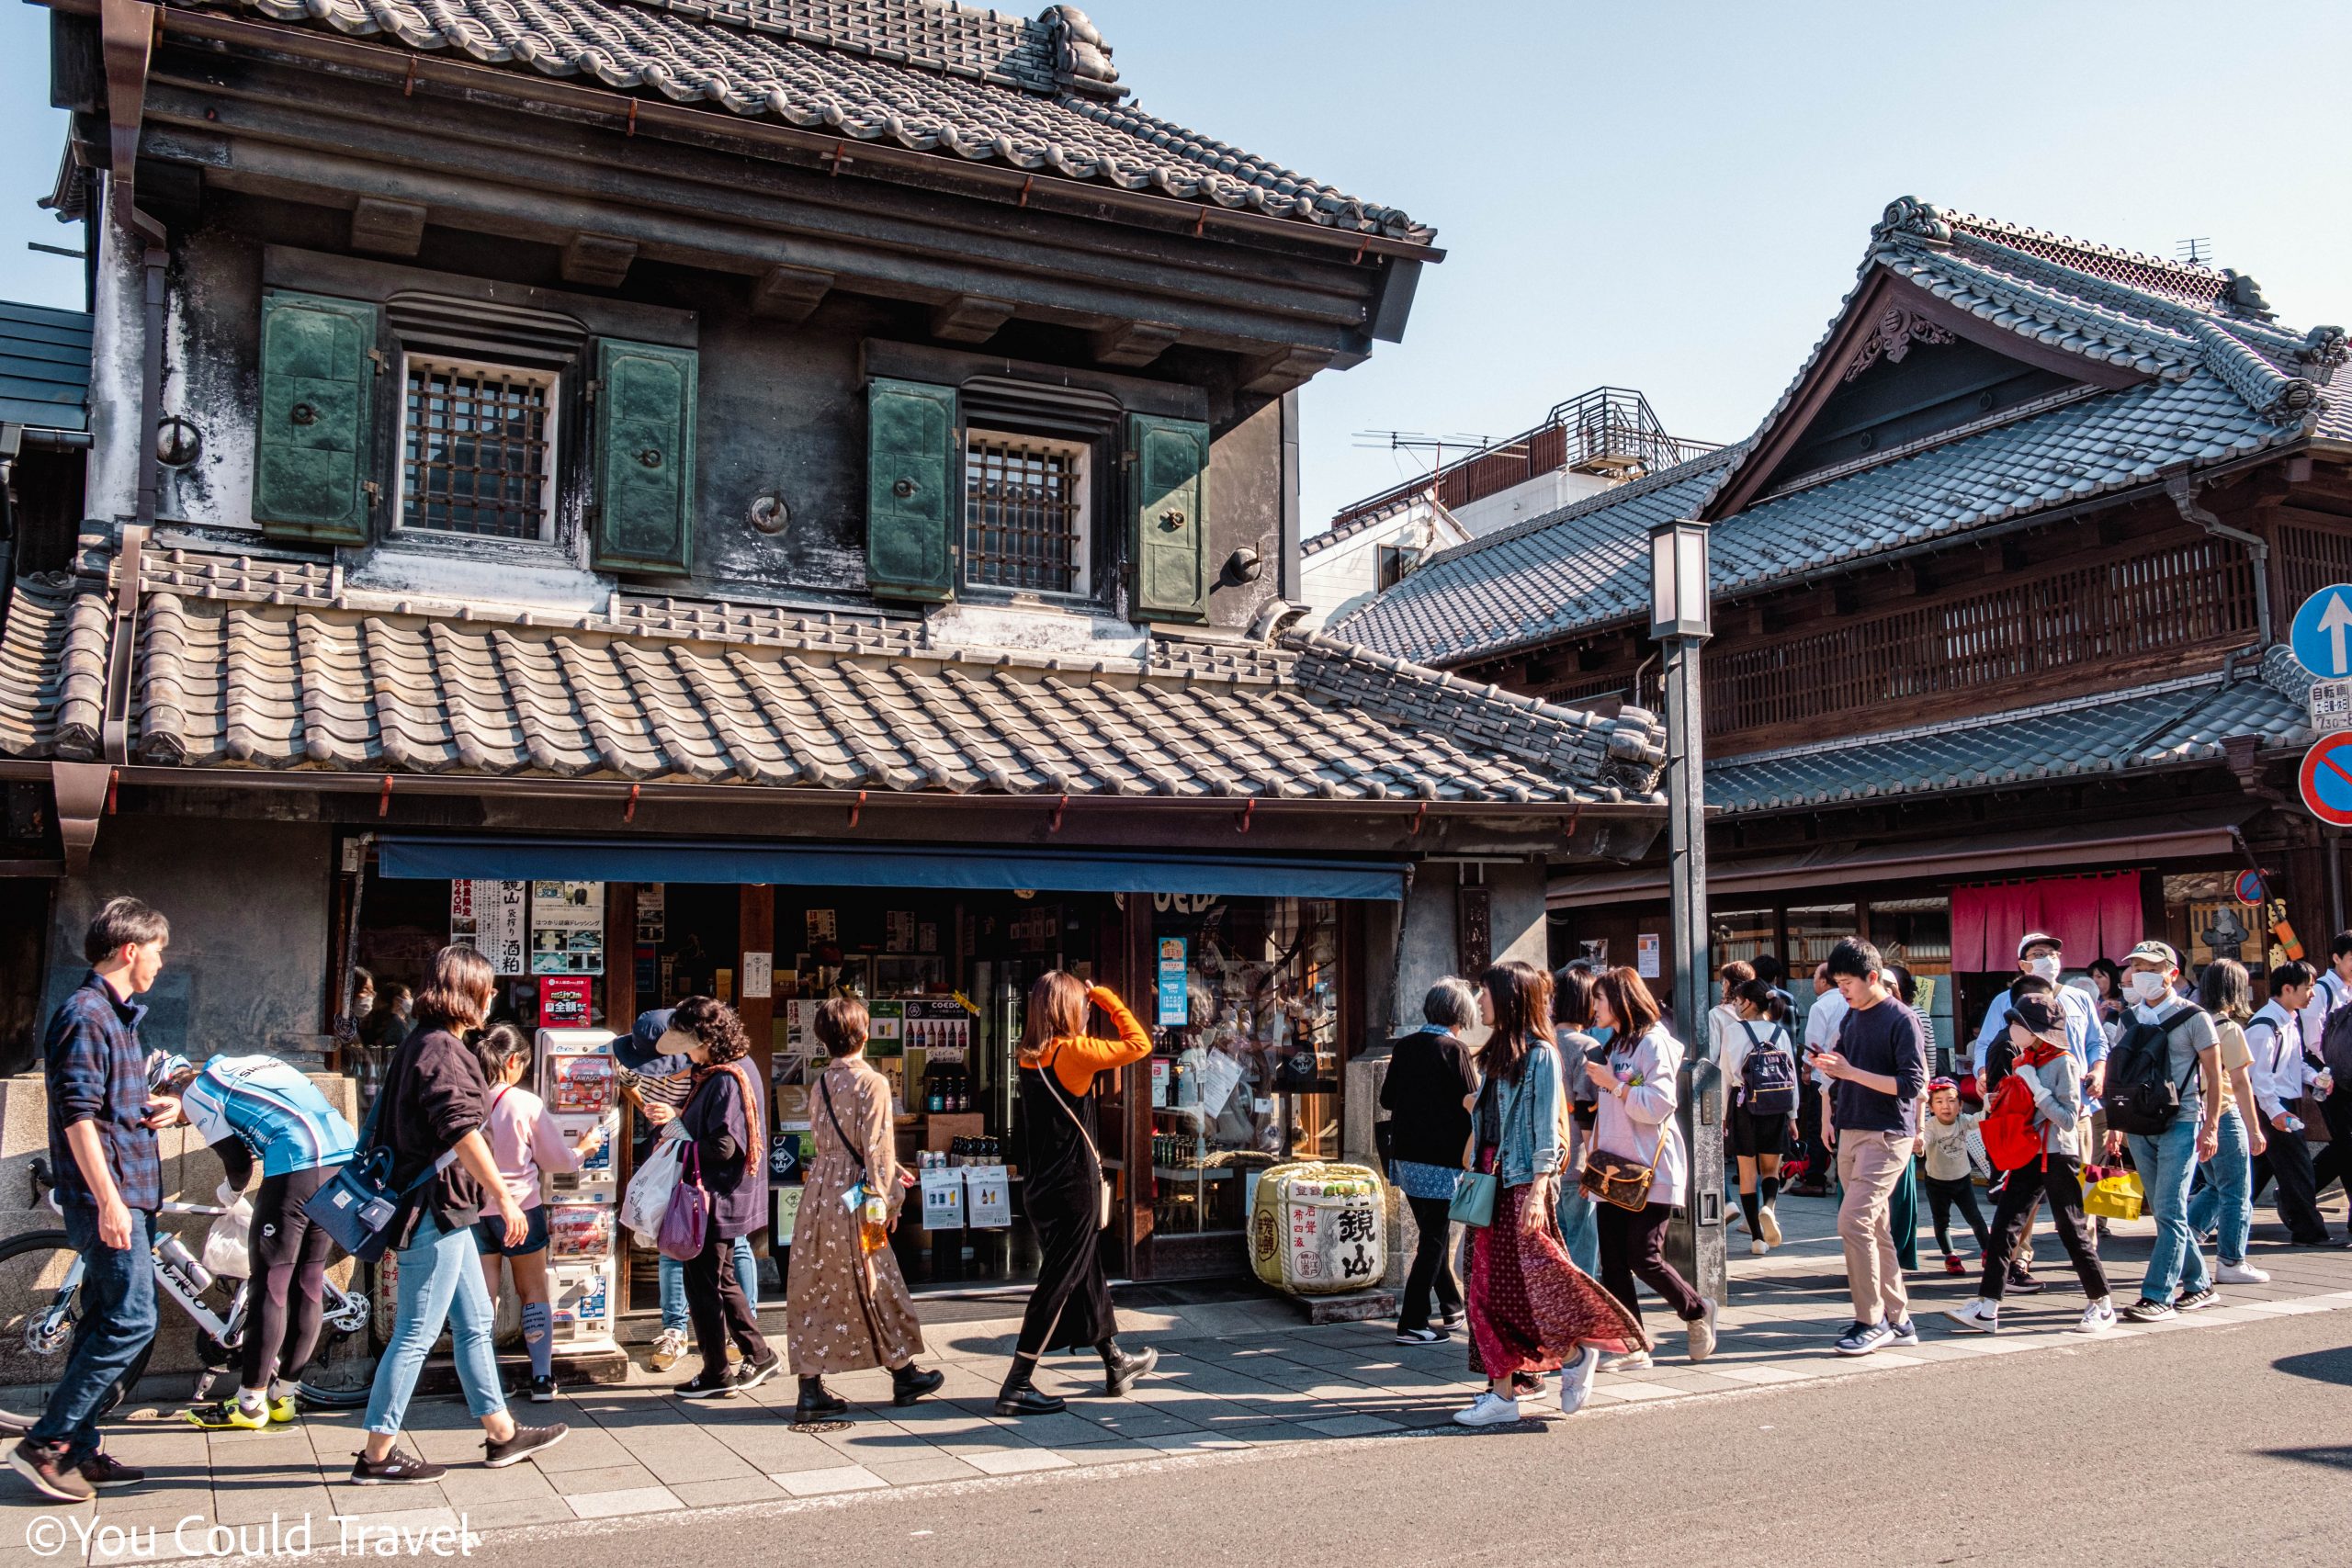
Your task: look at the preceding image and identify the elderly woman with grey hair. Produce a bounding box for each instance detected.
[1378,978,1482,1345]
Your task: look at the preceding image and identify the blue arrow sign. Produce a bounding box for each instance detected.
[2290,585,2352,679]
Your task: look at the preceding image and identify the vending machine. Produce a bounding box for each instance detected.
[536,1028,621,1355]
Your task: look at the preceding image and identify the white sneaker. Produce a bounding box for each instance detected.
[1687,1297,1719,1364]
[2071,1300,2116,1336]
[1557,1346,1601,1416]
[1944,1299,2000,1335]
[2216,1260,2270,1285]
[1748,1239,1770,1257]
[1452,1392,1524,1427]
[1598,1348,1652,1373]
[647,1328,688,1371]
[1758,1205,1784,1247]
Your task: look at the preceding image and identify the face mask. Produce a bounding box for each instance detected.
[2026,955,2061,983]
[2127,972,2169,1005]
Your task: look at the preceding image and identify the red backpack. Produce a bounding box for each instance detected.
[1975,1060,2049,1173]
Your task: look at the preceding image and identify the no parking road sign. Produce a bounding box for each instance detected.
[2300,735,2352,827]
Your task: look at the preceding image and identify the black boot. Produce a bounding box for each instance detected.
[1099,1339,1159,1399]
[792,1376,849,1424]
[992,1355,1064,1417]
[890,1363,944,1407]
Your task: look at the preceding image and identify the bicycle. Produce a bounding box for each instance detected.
[0,1157,370,1418]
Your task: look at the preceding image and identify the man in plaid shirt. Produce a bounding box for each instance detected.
[9,898,172,1504]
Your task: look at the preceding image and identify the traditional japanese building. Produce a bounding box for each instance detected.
[0,0,1668,1295]
[1338,197,2351,1052]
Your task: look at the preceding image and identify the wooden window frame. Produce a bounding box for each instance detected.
[390,351,562,547]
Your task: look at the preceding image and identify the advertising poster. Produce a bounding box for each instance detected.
[451,880,528,976]
[539,976,592,1028]
[531,882,605,975]
[1636,932,1661,979]
[547,1205,612,1261]
[548,1054,616,1115]
[1157,936,1189,1026]
[774,1185,806,1246]
[635,884,666,943]
[921,1168,967,1230]
[741,952,774,999]
[966,1167,1011,1229]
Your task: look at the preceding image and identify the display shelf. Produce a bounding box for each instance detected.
[1153,1165,1232,1181]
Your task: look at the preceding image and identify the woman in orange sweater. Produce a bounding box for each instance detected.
[996,971,1158,1416]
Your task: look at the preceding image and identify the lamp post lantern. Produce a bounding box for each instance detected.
[1648,516,1725,1305]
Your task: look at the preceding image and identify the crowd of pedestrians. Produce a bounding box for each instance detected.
[14,891,2352,1501]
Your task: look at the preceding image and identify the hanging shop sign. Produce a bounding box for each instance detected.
[450,880,528,976]
[530,881,605,975]
[1157,936,1190,1026]
[741,952,774,999]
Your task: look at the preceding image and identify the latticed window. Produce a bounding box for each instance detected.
[400,357,556,540]
[964,432,1088,593]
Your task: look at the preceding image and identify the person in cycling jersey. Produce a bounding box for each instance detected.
[145,1050,357,1431]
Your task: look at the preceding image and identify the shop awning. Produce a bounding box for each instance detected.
[377,834,1408,902]
[1546,808,2251,908]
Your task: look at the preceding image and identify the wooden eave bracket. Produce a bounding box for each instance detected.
[1091,320,1182,368]
[752,263,834,323]
[930,295,1016,344]
[51,761,111,876]
[561,233,638,288]
[1241,345,1334,397]
[350,197,426,258]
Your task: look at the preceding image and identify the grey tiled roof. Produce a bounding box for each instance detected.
[0,544,1662,806]
[1705,655,2308,816]
[181,0,1430,243]
[0,300,92,432]
[1336,197,2340,668]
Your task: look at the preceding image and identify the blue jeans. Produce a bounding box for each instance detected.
[1553,1172,1600,1276]
[30,1203,157,1461]
[2187,1111,2253,1265]
[2127,1117,2212,1303]
[363,1213,506,1436]
[660,1235,758,1332]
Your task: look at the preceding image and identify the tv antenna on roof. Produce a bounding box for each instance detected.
[2176,237,2212,265]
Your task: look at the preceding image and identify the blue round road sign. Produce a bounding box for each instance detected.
[2290,584,2352,680]
[2301,736,2352,827]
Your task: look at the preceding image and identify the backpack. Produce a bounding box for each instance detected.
[1736,1021,1798,1118]
[2105,1004,2200,1136]
[2323,997,2352,1088]
[1975,1071,2044,1173]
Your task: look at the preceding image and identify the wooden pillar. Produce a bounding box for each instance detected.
[603,883,637,1039]
[1118,890,1154,1278]
[739,884,776,1097]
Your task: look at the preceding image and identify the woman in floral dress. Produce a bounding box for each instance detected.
[782,997,943,1423]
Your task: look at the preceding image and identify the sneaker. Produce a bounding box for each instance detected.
[1885,1317,1920,1348]
[1748,1239,1770,1257]
[2071,1301,2117,1336]
[1835,1320,1896,1356]
[1557,1346,1602,1416]
[483,1424,567,1469]
[2120,1298,2176,1324]
[2005,1270,2044,1296]
[1686,1297,1719,1363]
[1392,1326,1450,1346]
[727,1341,744,1366]
[9,1439,94,1503]
[77,1452,144,1489]
[1598,1348,1652,1373]
[733,1350,782,1393]
[2175,1286,2218,1313]
[1943,1253,1967,1277]
[1436,1308,1465,1329]
[526,1375,558,1404]
[1758,1205,1784,1247]
[647,1328,688,1372]
[1451,1392,1523,1428]
[1944,1299,2000,1335]
[2217,1260,2270,1284]
[674,1371,738,1401]
[349,1448,446,1486]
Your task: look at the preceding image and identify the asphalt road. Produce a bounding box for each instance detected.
[476,1311,2351,1568]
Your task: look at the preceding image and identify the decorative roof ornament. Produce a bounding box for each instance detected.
[1040,6,1122,97]
[2298,324,2348,385]
[1873,196,1953,247]
[1843,305,1956,381]
[2222,269,2277,321]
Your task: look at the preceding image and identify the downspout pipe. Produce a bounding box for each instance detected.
[2167,469,2271,647]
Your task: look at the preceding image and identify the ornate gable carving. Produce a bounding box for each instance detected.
[1842,305,1956,382]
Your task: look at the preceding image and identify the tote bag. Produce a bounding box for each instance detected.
[656,1141,709,1261]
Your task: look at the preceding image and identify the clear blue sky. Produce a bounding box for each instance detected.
[5,0,2346,530]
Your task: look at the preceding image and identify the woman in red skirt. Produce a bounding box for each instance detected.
[1455,961,1648,1427]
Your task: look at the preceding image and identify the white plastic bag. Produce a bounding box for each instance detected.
[619,1134,686,1243]
[202,1182,254,1279]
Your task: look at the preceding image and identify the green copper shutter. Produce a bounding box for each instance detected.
[865,377,958,602]
[592,339,697,575]
[1129,413,1209,621]
[253,291,379,543]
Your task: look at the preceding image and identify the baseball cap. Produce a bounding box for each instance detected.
[2125,939,2180,970]
[616,1007,683,1072]
[2017,931,2062,957]
[2011,993,2069,1045]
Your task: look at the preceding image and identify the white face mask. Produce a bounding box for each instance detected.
[2126,972,2169,1006]
[2026,955,2061,983]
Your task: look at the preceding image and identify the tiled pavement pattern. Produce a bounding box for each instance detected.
[9,1187,2352,1559]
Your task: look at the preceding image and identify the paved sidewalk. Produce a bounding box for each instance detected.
[8,1188,2352,1560]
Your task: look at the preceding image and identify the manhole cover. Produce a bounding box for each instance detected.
[790,1419,854,1434]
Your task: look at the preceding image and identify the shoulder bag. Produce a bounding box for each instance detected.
[1447,1066,1529,1228]
[656,1140,708,1260]
[301,1056,453,1262]
[1579,1044,1671,1212]
[1040,1046,1114,1231]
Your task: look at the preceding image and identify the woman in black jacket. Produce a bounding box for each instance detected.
[354,946,564,1484]
[1378,978,1481,1345]
[668,998,783,1400]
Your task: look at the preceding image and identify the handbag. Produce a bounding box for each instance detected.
[1039,1049,1114,1231]
[1579,1105,1670,1213]
[1448,1067,1529,1229]
[657,1141,709,1261]
[301,1063,447,1262]
[2084,1168,2145,1222]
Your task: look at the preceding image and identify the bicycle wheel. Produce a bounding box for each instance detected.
[0,1229,154,1419]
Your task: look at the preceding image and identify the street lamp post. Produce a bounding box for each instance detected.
[1648,517,1725,1304]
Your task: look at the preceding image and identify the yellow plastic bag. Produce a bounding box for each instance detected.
[2084,1170,2144,1222]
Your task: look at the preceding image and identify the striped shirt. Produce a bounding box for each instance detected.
[179,1055,358,1177]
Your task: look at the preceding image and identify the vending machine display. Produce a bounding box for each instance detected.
[537,1029,620,1354]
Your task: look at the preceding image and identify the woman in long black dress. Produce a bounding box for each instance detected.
[995,972,1157,1416]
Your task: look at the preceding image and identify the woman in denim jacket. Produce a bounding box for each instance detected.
[1453,961,1646,1428]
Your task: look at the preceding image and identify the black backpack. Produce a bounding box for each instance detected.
[1737,1021,1799,1118]
[2105,1004,2200,1136]
[2321,993,2352,1087]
